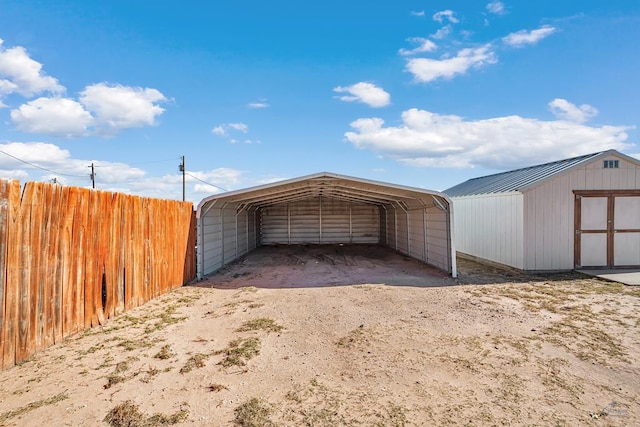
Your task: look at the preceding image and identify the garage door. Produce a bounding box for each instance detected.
[575,191,640,268]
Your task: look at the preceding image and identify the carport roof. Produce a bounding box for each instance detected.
[197,172,451,214]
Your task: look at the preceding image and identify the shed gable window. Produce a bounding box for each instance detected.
[603,160,619,169]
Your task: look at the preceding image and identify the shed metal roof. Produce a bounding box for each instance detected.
[444,150,618,197]
[197,172,451,215]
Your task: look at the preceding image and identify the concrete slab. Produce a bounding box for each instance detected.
[578,269,640,286]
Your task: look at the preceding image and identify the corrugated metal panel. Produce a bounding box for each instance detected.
[260,198,379,245]
[444,151,604,197]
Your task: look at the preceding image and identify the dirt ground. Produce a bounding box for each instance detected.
[1,244,639,426]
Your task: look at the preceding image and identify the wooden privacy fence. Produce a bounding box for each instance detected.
[0,179,196,370]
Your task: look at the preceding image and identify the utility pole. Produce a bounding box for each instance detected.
[89,163,96,189]
[179,156,185,201]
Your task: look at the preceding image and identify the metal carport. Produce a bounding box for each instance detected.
[196,172,456,279]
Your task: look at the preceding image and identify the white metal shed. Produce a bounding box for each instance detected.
[196,172,456,279]
[444,150,640,271]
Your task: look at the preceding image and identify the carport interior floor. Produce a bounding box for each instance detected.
[199,244,455,289]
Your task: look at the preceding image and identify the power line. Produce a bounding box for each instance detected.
[93,157,179,167]
[185,172,228,192]
[0,149,86,177]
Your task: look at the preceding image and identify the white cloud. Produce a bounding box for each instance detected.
[433,10,459,24]
[503,26,556,47]
[406,44,497,83]
[212,122,249,137]
[248,100,269,109]
[228,122,249,133]
[344,105,633,170]
[399,38,437,56]
[0,141,71,166]
[486,1,505,15]
[10,97,93,137]
[211,125,226,136]
[411,11,425,17]
[80,83,166,132]
[0,39,167,137]
[9,83,167,137]
[334,82,391,108]
[0,39,64,99]
[548,98,598,124]
[431,25,452,40]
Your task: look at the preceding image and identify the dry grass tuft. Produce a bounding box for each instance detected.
[234,397,274,427]
[104,400,189,426]
[216,337,261,367]
[180,353,208,374]
[0,393,68,424]
[207,383,229,392]
[154,344,175,360]
[236,318,284,333]
[104,361,130,389]
[104,401,145,427]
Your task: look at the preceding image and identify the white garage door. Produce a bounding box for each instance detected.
[575,191,640,268]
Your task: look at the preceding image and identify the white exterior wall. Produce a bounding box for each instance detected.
[523,154,640,270]
[452,192,524,269]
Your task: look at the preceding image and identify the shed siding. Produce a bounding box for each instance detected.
[452,192,524,269]
[523,155,640,270]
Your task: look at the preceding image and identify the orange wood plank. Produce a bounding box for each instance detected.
[113,193,125,316]
[104,192,116,320]
[16,183,34,363]
[62,187,78,338]
[0,180,10,369]
[2,180,21,368]
[132,196,144,308]
[31,182,53,351]
[84,190,96,328]
[27,183,44,355]
[96,190,111,325]
[71,187,89,335]
[54,186,70,343]
[42,183,60,349]
[123,196,134,310]
[144,198,154,302]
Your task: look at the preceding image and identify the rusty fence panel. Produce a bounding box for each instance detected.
[0,179,196,370]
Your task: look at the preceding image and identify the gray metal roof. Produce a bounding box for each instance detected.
[444,151,610,197]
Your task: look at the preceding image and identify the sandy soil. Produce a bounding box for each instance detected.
[1,245,639,426]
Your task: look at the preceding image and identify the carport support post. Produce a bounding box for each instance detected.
[394,208,398,250]
[349,203,353,243]
[423,207,428,263]
[319,196,323,244]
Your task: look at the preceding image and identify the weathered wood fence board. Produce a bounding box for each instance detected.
[0,179,196,370]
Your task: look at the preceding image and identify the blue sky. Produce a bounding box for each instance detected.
[1,1,639,202]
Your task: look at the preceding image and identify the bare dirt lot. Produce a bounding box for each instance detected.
[1,245,639,426]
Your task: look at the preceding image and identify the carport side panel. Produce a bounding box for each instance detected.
[222,205,238,267]
[425,206,450,272]
[201,210,223,277]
